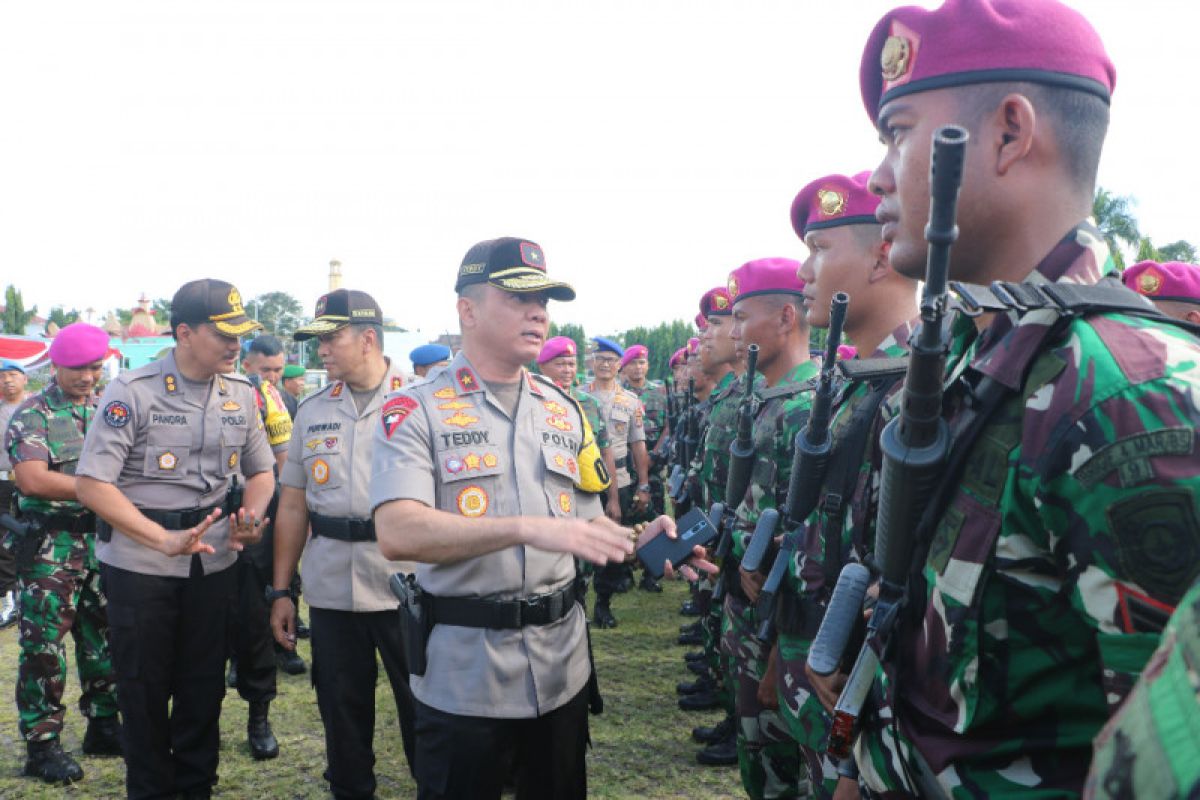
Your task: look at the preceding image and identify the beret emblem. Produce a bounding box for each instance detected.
[881,35,912,82]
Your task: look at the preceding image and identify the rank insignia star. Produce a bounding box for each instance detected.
[456,368,478,392]
[483,453,498,468]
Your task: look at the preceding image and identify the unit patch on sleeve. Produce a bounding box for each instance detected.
[103,401,132,428]
[382,396,419,440]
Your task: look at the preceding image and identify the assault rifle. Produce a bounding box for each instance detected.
[805,126,967,770]
[746,293,849,643]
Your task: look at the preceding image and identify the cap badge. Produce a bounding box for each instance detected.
[314,296,328,316]
[727,276,740,299]
[457,485,489,517]
[1139,270,1163,295]
[227,287,245,315]
[818,188,847,217]
[881,35,912,82]
[520,242,545,270]
[714,294,730,310]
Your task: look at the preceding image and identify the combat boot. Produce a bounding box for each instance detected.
[247,701,279,760]
[684,650,706,662]
[638,573,662,593]
[226,656,239,688]
[679,687,722,711]
[295,611,310,639]
[696,732,738,766]
[692,714,735,744]
[678,627,704,646]
[677,674,716,695]
[23,738,83,784]
[679,599,702,616]
[82,715,123,756]
[0,590,18,629]
[276,648,307,676]
[680,620,702,635]
[593,600,617,629]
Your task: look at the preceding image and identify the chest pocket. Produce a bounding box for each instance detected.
[437,446,504,518]
[542,446,579,518]
[610,405,632,441]
[144,426,193,480]
[47,415,85,473]
[220,423,249,476]
[302,436,343,492]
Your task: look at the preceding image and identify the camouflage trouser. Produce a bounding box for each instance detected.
[702,576,733,715]
[722,593,804,799]
[17,529,118,742]
[777,633,839,799]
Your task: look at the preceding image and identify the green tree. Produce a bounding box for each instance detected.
[45,306,80,333]
[1152,239,1199,264]
[2,285,37,334]
[548,322,587,364]
[152,297,172,323]
[1093,187,1141,271]
[246,292,304,340]
[619,320,693,382]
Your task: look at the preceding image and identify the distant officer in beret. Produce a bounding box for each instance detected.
[619,345,670,531]
[271,289,417,799]
[585,336,653,628]
[76,279,275,800]
[371,236,705,799]
[1123,260,1200,323]
[410,344,453,380]
[281,364,306,405]
[5,323,121,784]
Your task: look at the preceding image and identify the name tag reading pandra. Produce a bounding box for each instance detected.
[152,413,189,425]
[440,431,490,448]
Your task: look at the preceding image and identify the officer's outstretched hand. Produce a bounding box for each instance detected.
[228,508,268,551]
[526,516,633,566]
[634,515,719,582]
[160,508,221,557]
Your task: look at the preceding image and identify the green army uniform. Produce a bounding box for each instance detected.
[775,324,913,798]
[859,227,1200,797]
[626,380,668,515]
[4,380,119,745]
[572,387,610,451]
[1085,577,1200,799]
[724,360,817,799]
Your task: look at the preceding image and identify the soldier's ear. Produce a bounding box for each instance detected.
[994,93,1036,177]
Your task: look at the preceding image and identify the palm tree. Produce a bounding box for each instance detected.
[1092,188,1141,271]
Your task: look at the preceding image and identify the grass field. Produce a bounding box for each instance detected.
[0,581,743,799]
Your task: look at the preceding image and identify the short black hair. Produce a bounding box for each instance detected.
[956,82,1109,195]
[247,334,284,357]
[351,324,385,349]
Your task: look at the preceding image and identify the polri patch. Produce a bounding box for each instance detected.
[382,396,418,440]
[103,401,131,428]
[457,485,488,517]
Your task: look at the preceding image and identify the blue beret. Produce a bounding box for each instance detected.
[0,359,26,374]
[410,343,452,367]
[592,337,625,357]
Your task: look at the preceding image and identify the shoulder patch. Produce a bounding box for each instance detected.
[1108,488,1200,603]
[382,395,419,439]
[1076,428,1194,488]
[103,401,132,428]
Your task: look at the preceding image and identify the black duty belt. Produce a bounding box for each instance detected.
[427,582,579,629]
[140,504,223,530]
[27,511,96,534]
[310,513,375,543]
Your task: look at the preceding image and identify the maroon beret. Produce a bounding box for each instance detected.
[699,286,734,318]
[791,171,881,239]
[727,257,805,304]
[1124,260,1200,304]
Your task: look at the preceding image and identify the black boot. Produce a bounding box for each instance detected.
[693,714,735,744]
[23,739,83,784]
[678,628,704,646]
[226,656,239,688]
[276,647,307,676]
[248,701,280,760]
[81,716,123,756]
[677,675,716,695]
[680,620,702,635]
[679,599,702,616]
[684,650,707,662]
[696,732,738,766]
[679,687,723,711]
[593,600,617,629]
[638,572,663,593]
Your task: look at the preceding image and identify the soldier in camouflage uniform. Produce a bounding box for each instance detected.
[767,170,918,798]
[1122,259,1200,324]
[811,1,1200,796]
[724,258,815,799]
[620,344,669,518]
[4,323,121,784]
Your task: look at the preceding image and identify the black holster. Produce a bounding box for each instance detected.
[389,572,432,677]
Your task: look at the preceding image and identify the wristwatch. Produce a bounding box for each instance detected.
[637,484,651,493]
[264,586,292,604]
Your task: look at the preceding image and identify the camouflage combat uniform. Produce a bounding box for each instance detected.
[724,360,817,799]
[858,225,1200,797]
[4,379,118,743]
[758,324,911,798]
[572,387,610,451]
[626,379,668,515]
[1085,576,1200,799]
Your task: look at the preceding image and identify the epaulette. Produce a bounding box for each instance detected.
[297,379,342,408]
[222,371,252,386]
[837,357,908,383]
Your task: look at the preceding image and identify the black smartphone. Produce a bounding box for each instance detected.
[636,507,719,579]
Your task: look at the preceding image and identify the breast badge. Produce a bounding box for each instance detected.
[158,451,178,471]
[457,486,489,518]
[443,411,480,429]
[547,416,573,432]
[311,458,330,485]
[558,493,572,514]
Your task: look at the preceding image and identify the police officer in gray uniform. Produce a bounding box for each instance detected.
[76,279,276,800]
[269,288,416,800]
[371,237,701,800]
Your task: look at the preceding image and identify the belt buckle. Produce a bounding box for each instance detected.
[522,592,549,625]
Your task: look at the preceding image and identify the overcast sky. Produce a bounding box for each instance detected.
[1,1,1192,340]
